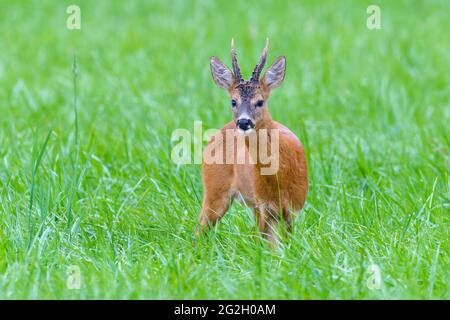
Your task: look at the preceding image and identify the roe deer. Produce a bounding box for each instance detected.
[195,39,308,245]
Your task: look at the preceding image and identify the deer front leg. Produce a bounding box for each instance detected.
[195,141,235,238]
[195,165,234,236]
[195,193,233,236]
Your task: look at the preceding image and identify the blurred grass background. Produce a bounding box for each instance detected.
[0,0,448,299]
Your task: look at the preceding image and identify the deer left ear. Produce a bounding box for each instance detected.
[261,56,286,90]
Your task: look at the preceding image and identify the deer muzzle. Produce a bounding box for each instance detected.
[236,118,255,131]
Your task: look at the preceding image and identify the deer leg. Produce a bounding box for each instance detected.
[195,191,233,236]
[195,158,235,237]
[282,208,293,235]
[264,215,280,247]
[258,207,293,247]
[252,207,266,233]
[255,207,278,247]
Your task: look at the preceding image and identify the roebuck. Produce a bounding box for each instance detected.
[195,39,308,245]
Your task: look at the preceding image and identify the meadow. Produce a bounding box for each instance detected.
[0,0,448,299]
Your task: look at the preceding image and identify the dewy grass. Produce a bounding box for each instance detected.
[0,0,449,299]
[67,53,79,233]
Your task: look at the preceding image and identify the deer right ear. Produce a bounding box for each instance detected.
[210,57,234,90]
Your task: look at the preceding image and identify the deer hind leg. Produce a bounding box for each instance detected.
[252,207,266,234]
[282,209,293,235]
[255,205,277,246]
[259,206,293,247]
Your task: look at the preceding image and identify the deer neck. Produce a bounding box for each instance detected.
[247,119,280,178]
[238,109,276,145]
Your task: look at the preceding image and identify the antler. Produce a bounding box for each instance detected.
[250,38,269,83]
[231,38,243,83]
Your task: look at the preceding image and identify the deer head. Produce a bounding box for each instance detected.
[210,39,286,133]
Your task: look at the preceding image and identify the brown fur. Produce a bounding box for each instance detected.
[196,94,308,244]
[196,41,308,245]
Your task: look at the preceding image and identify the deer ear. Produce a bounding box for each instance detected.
[262,56,286,90]
[210,56,234,90]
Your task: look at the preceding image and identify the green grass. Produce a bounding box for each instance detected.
[0,0,449,299]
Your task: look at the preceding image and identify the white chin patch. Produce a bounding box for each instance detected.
[238,128,254,136]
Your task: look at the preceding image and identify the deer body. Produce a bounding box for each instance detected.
[196,40,308,244]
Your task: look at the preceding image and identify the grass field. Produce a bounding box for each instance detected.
[0,0,449,299]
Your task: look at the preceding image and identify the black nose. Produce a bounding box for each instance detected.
[236,118,255,131]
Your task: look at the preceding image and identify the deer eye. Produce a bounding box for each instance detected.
[256,100,264,107]
[231,99,237,107]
